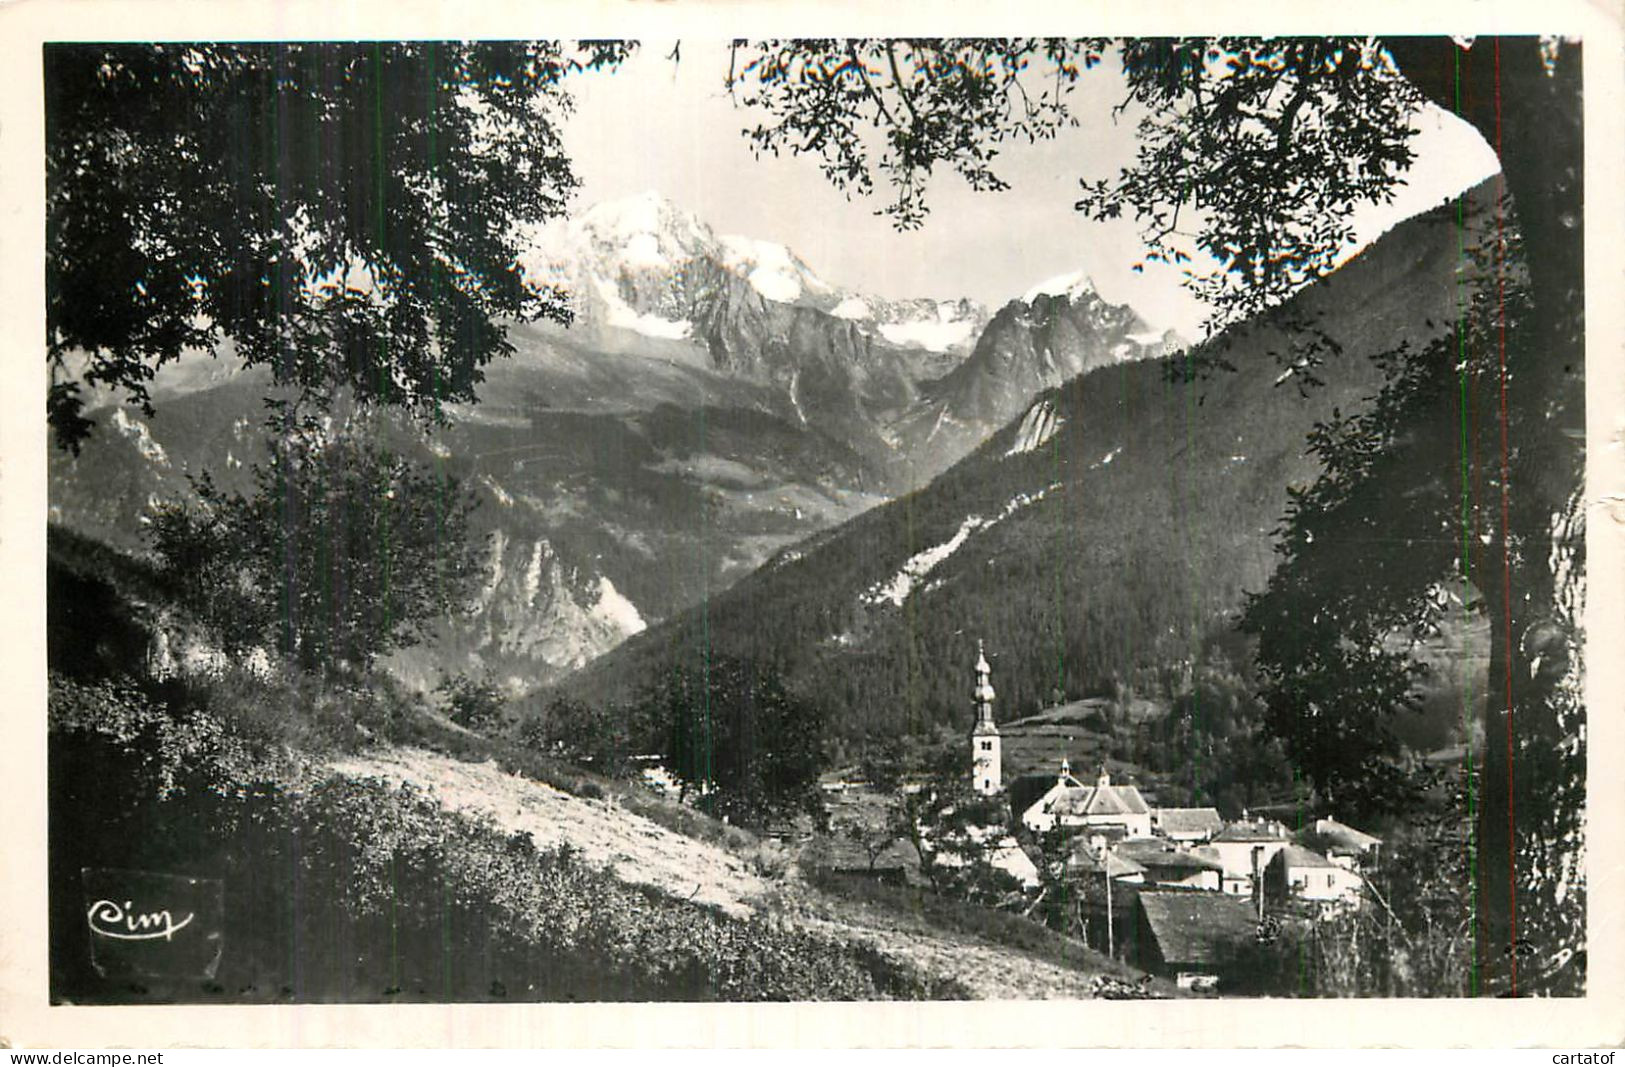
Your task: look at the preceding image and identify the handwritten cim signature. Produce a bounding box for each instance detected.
[86,899,196,942]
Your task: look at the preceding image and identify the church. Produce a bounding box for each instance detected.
[969,640,1002,795]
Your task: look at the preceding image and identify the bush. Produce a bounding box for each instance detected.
[435,670,507,732]
[520,695,638,776]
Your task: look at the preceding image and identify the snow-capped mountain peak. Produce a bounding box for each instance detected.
[1022,270,1098,305]
[718,233,833,303]
[572,190,717,270]
[521,192,990,365]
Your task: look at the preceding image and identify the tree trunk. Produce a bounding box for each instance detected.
[1387,36,1586,996]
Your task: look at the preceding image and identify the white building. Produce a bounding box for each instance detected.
[1267,844,1365,906]
[1021,762,1152,838]
[1210,816,1294,895]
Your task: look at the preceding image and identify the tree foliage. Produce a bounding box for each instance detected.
[148,421,483,672]
[436,669,508,732]
[639,656,827,827]
[46,40,631,452]
[1076,39,1423,334]
[522,694,640,777]
[1240,252,1520,817]
[730,38,1422,336]
[1139,662,1298,817]
[728,39,1094,229]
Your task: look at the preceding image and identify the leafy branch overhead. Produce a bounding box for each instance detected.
[727,39,1094,230]
[727,37,1423,336]
[46,40,633,452]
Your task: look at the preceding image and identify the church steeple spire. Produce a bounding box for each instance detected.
[970,640,1002,794]
[974,640,996,721]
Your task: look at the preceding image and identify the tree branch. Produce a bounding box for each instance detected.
[837,43,901,132]
[885,41,923,129]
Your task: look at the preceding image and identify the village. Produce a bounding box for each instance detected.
[798,644,1385,993]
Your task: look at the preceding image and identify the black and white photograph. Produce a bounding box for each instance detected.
[5,2,1622,1045]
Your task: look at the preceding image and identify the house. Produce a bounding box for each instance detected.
[1306,817,1382,870]
[1117,839,1225,892]
[1266,844,1365,907]
[1021,762,1152,838]
[931,822,1043,889]
[987,832,1043,889]
[804,834,924,888]
[1150,807,1224,843]
[1065,839,1148,884]
[1210,816,1294,896]
[1134,889,1262,990]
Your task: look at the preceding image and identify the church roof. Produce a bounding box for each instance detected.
[1048,780,1150,818]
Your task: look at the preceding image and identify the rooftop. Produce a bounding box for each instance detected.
[1118,839,1226,872]
[1273,844,1340,870]
[1152,807,1224,836]
[1310,817,1383,852]
[1066,842,1149,879]
[1048,774,1150,818]
[1214,817,1293,843]
[1138,890,1260,967]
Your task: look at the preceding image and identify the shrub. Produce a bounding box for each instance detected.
[436,670,508,732]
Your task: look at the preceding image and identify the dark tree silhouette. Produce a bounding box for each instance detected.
[46,41,631,453]
[148,422,482,673]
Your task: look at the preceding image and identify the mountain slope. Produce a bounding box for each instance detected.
[558,181,1499,737]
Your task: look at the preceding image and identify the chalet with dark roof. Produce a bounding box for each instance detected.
[1134,889,1261,990]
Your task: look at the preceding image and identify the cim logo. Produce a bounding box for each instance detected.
[86,898,196,942]
[81,867,224,979]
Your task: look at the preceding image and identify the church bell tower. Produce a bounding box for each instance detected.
[971,640,1001,795]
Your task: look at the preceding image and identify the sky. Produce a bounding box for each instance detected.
[558,40,1502,337]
